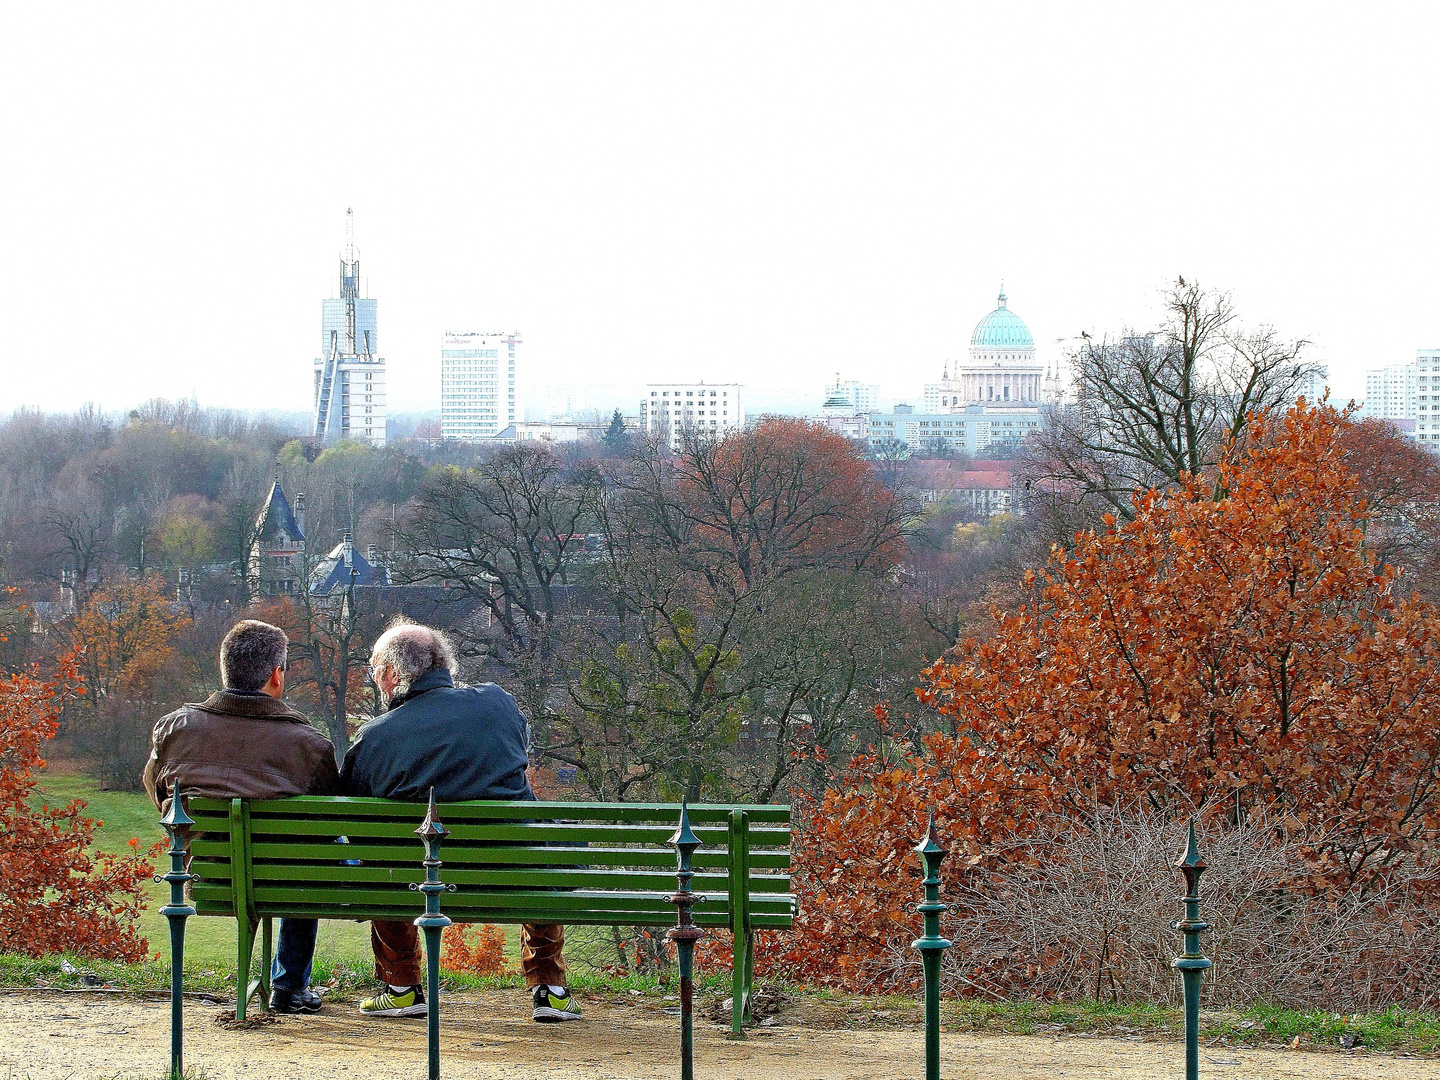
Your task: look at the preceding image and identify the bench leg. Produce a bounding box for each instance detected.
[236,918,258,1022]
[260,917,274,1008]
[730,932,748,1039]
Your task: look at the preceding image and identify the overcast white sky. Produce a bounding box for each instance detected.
[1,3,1436,420]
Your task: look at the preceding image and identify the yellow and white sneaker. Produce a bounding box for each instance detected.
[532,984,583,1022]
[359,984,427,1018]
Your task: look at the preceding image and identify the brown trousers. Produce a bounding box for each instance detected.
[371,920,566,989]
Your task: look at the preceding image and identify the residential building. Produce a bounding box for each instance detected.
[440,332,521,440]
[910,459,1018,517]
[640,382,744,450]
[308,532,390,595]
[313,209,387,447]
[1416,350,1440,447]
[1294,363,1330,407]
[247,478,306,597]
[1363,362,1418,424]
[495,421,583,443]
[819,384,870,440]
[867,403,1043,454]
[824,377,880,415]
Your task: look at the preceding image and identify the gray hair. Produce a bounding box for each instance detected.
[220,620,288,693]
[370,619,457,702]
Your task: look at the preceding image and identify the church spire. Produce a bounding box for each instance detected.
[997,281,1007,308]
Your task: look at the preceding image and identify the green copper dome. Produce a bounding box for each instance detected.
[970,289,1034,349]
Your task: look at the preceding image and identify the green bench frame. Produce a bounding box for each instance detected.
[186,796,794,1037]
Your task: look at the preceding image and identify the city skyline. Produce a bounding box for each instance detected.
[1,6,1437,419]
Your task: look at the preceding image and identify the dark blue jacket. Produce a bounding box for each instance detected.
[341,668,533,803]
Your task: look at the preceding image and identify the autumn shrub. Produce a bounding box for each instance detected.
[0,658,161,960]
[939,805,1440,1010]
[765,404,1440,1005]
[440,924,510,976]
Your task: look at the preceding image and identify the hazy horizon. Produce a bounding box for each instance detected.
[3,4,1437,421]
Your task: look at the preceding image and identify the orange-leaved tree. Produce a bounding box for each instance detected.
[768,402,1440,990]
[0,656,161,960]
[60,575,189,715]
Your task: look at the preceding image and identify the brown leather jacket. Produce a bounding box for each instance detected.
[142,690,340,812]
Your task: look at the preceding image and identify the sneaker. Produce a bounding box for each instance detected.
[269,987,323,1014]
[358,984,427,1018]
[532,985,583,1022]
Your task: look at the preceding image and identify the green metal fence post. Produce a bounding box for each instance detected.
[157,777,197,1080]
[1172,819,1212,1080]
[413,787,454,1080]
[726,808,749,1039]
[668,802,705,1080]
[910,812,953,1080]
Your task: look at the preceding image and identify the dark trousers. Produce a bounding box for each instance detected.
[371,920,567,988]
[270,918,320,992]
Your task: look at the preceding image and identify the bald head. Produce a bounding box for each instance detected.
[370,621,457,703]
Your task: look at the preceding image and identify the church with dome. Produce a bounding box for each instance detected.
[923,288,1063,412]
[852,287,1064,456]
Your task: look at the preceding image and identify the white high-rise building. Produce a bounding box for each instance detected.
[640,382,744,451]
[313,210,387,447]
[1294,363,1329,407]
[1363,362,1419,424]
[440,332,521,440]
[824,378,880,415]
[1415,350,1440,448]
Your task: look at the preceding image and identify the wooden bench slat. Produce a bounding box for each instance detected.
[225,905,796,929]
[205,796,791,824]
[246,883,793,912]
[243,864,792,892]
[244,818,791,845]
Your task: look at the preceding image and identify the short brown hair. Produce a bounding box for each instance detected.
[220,620,288,692]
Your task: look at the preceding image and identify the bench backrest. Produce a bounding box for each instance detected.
[188,796,793,936]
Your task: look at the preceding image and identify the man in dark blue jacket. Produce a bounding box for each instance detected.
[341,620,581,1023]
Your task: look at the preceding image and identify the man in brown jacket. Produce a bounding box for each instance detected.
[144,619,339,1014]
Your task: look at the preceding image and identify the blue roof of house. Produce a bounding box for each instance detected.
[309,539,388,594]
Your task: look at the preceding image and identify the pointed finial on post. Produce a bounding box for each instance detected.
[1175,817,1207,894]
[416,786,447,845]
[160,773,195,835]
[669,799,702,856]
[914,811,945,860]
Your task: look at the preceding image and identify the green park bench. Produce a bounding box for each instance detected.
[184,795,794,1039]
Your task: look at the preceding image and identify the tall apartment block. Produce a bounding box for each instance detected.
[1294,363,1329,407]
[440,332,520,439]
[825,377,880,414]
[313,210,386,447]
[1416,350,1440,446]
[1364,362,1418,423]
[640,382,744,451]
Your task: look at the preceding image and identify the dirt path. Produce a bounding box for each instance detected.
[0,990,1432,1080]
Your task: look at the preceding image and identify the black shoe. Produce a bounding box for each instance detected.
[269,987,323,1014]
